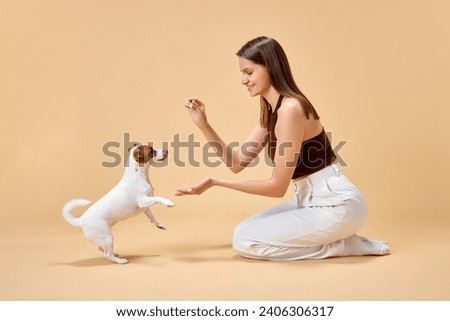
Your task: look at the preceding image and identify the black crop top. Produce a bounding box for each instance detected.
[267,95,336,179]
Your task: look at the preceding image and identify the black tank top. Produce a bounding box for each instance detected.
[267,95,336,179]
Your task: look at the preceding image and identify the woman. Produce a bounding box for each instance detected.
[176,36,389,260]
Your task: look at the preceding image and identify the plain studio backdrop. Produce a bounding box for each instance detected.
[1,0,449,300]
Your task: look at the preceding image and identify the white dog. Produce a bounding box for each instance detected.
[63,144,174,264]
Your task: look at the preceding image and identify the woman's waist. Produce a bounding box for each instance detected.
[292,162,341,187]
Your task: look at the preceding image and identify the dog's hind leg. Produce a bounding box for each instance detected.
[144,208,166,230]
[90,232,127,264]
[97,236,128,264]
[82,222,127,264]
[98,246,119,258]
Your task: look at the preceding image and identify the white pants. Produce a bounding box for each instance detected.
[233,164,389,260]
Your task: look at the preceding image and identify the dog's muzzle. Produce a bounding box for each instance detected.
[154,149,169,162]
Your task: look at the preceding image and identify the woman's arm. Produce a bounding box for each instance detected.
[177,99,307,198]
[185,98,268,173]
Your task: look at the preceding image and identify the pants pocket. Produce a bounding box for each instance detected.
[297,179,348,208]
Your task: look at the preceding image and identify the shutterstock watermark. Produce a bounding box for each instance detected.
[101,132,348,169]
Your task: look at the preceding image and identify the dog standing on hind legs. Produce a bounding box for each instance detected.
[62,144,174,264]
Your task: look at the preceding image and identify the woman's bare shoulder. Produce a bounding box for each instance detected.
[278,97,307,119]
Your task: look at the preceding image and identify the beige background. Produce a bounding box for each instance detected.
[1,0,449,300]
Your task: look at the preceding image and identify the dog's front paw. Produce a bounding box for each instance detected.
[157,224,167,231]
[163,200,175,207]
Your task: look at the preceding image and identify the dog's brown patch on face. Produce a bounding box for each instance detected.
[133,145,154,164]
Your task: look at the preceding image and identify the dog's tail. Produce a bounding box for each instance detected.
[62,199,91,227]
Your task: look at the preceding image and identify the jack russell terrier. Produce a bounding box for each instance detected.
[63,144,174,264]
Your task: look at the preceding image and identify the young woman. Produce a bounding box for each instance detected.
[176,36,389,260]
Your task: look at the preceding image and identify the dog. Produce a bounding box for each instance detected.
[63,144,174,264]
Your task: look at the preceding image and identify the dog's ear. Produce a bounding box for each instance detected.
[133,145,144,163]
[133,145,154,164]
[128,143,139,153]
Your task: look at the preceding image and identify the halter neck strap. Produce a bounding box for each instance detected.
[274,94,284,111]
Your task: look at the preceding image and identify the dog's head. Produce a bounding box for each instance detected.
[129,144,168,166]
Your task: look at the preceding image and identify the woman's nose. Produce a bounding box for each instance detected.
[241,75,248,85]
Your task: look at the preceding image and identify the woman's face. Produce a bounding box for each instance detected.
[238,57,271,97]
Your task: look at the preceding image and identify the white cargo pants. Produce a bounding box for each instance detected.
[233,164,389,260]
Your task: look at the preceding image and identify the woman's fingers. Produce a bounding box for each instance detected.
[184,98,203,109]
[175,177,212,196]
[184,98,194,109]
[175,187,195,196]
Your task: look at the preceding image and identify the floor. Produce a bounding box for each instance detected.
[1,209,449,301]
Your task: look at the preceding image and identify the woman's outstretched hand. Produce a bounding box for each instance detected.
[175,177,215,196]
[184,98,208,128]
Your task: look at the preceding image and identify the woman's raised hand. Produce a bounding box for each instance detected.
[184,98,208,128]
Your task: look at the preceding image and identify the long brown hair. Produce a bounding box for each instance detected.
[236,36,320,128]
